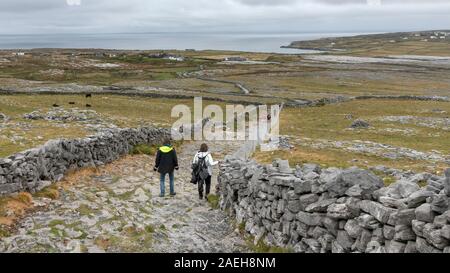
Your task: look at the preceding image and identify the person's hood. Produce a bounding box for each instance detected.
[159,146,173,153]
[196,151,210,158]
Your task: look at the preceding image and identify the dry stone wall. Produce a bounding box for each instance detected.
[0,127,170,196]
[217,158,450,253]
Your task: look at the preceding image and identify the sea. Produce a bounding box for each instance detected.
[0,32,364,53]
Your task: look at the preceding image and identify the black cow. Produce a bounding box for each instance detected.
[85,94,92,98]
[86,104,92,107]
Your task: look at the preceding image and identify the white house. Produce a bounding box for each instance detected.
[166,56,185,62]
[13,52,25,56]
[224,56,248,62]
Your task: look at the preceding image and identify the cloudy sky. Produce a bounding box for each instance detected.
[0,0,449,34]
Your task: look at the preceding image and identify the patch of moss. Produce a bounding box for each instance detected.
[111,175,121,183]
[77,204,96,216]
[145,225,155,233]
[159,224,166,231]
[48,219,66,227]
[383,176,397,187]
[116,190,135,201]
[139,207,151,214]
[50,227,66,237]
[207,194,219,209]
[0,226,10,238]
[238,221,246,234]
[247,236,293,253]
[418,180,428,188]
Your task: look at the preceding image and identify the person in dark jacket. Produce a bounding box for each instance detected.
[154,139,179,197]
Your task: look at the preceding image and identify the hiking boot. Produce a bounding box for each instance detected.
[170,192,177,197]
[159,193,165,198]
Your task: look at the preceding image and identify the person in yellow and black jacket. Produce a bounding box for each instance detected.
[154,139,179,197]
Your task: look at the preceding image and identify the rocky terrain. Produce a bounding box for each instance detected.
[0,140,250,253]
[218,157,450,253]
[0,41,449,253]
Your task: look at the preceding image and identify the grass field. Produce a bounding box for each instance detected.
[254,99,450,173]
[0,94,229,157]
[288,31,450,57]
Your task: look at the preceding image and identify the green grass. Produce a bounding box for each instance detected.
[0,94,219,157]
[131,144,158,156]
[254,99,450,173]
[383,176,397,187]
[76,204,96,216]
[249,238,293,253]
[48,219,66,227]
[33,185,60,200]
[207,194,220,209]
[0,227,10,238]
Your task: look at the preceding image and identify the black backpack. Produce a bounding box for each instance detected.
[191,155,209,184]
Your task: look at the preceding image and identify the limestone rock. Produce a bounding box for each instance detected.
[305,198,337,213]
[404,241,418,253]
[296,212,324,226]
[386,240,406,253]
[327,203,359,220]
[416,237,441,253]
[422,223,449,249]
[394,225,416,241]
[415,203,436,223]
[344,219,363,238]
[350,119,370,129]
[406,190,435,208]
[359,200,396,224]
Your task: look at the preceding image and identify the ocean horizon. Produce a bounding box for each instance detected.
[0,32,367,53]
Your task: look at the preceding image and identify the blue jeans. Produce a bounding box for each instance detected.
[160,172,175,196]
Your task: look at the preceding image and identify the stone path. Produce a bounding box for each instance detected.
[0,140,250,253]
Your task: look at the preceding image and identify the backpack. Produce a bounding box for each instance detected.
[191,154,209,184]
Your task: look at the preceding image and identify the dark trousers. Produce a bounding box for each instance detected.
[198,175,211,198]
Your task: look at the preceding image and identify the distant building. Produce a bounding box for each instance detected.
[13,52,25,56]
[166,55,185,61]
[224,56,248,62]
[148,52,168,58]
[148,52,185,61]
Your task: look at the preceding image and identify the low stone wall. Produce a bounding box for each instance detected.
[217,158,450,253]
[0,127,170,196]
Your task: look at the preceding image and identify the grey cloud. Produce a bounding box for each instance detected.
[0,0,449,34]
